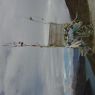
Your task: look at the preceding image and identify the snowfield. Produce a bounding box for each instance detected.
[0,0,74,95]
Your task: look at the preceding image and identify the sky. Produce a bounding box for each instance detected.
[0,0,74,95]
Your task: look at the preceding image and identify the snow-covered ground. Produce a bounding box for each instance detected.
[0,0,74,95]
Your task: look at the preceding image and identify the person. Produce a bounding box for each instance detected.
[63,23,70,45]
[72,20,82,34]
[63,19,82,46]
[68,27,74,45]
[21,42,23,47]
[18,41,24,47]
[29,17,33,21]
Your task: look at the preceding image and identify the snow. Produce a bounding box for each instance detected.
[0,0,74,95]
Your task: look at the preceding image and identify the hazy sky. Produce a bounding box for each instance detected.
[0,0,73,95]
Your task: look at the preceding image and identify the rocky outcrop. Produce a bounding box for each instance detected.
[65,0,95,52]
[87,0,95,52]
[65,0,90,24]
